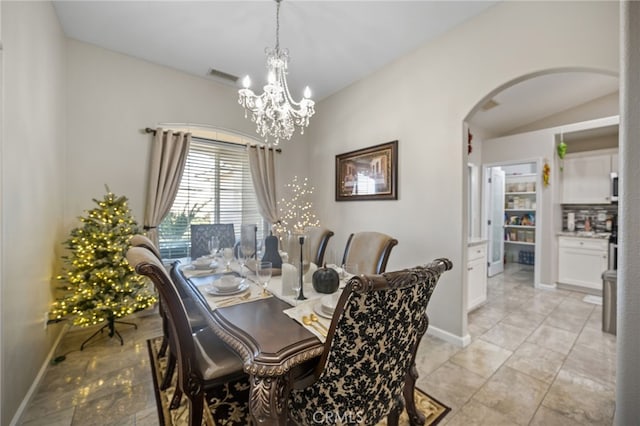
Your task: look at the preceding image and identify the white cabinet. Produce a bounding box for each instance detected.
[467,242,487,311]
[558,237,608,291]
[562,151,616,204]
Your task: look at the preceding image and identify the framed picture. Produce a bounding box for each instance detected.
[335,140,398,201]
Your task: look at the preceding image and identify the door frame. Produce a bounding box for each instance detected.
[481,158,542,288]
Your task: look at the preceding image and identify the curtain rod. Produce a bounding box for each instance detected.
[144,127,281,153]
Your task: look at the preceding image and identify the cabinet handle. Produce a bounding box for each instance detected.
[467,266,473,271]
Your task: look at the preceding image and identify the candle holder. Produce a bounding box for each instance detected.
[297,235,307,300]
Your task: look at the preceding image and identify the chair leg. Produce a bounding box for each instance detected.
[188,394,204,426]
[387,395,404,426]
[158,335,169,358]
[404,364,426,426]
[161,352,176,390]
[170,387,183,410]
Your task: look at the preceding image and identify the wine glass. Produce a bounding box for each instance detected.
[208,236,219,257]
[222,247,234,272]
[257,261,272,295]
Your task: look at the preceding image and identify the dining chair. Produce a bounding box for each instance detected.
[127,238,210,392]
[190,223,236,259]
[304,226,334,266]
[341,231,398,274]
[129,235,171,356]
[126,247,247,426]
[287,258,453,426]
[130,234,162,260]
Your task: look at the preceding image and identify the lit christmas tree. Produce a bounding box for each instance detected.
[51,188,156,345]
[274,176,320,236]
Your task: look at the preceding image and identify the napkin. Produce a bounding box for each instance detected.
[282,300,330,342]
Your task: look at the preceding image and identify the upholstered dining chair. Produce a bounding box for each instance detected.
[130,234,162,260]
[287,258,453,426]
[190,223,236,259]
[304,226,334,266]
[341,231,398,274]
[126,247,246,426]
[129,234,171,356]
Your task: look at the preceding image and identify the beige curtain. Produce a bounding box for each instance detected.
[144,129,191,246]
[248,145,279,224]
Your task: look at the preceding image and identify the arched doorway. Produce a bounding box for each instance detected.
[462,67,618,314]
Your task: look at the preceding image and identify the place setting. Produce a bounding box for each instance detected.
[200,261,275,309]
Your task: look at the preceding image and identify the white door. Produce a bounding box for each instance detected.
[487,168,505,276]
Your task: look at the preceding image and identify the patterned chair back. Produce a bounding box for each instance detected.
[341,231,398,274]
[190,224,236,259]
[288,258,453,425]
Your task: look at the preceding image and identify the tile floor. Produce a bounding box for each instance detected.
[18,263,616,425]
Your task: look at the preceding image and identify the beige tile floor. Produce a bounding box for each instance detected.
[18,263,616,425]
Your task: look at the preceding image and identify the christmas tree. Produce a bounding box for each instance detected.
[274,176,320,236]
[51,188,156,342]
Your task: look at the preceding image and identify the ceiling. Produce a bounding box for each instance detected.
[52,1,619,134]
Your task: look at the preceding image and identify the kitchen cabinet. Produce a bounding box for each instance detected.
[558,236,608,291]
[504,173,536,264]
[467,241,487,311]
[562,150,616,204]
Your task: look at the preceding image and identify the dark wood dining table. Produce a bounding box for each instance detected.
[186,269,428,425]
[188,273,324,424]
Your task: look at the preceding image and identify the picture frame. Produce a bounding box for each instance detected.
[335,140,398,201]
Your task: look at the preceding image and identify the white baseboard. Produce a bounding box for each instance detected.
[427,325,471,347]
[10,323,70,426]
[536,282,557,290]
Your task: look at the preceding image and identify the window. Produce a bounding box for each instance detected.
[158,137,266,259]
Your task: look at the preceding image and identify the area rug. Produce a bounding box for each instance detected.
[147,336,450,425]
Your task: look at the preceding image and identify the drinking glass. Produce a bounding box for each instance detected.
[257,261,273,295]
[208,236,219,257]
[222,248,234,272]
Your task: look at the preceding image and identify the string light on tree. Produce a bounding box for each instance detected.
[51,187,156,343]
[274,176,320,236]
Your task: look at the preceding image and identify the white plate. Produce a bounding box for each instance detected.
[191,260,219,270]
[205,282,250,296]
[216,275,243,291]
[320,294,339,313]
[313,302,333,319]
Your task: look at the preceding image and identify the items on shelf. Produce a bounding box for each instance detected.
[518,250,535,265]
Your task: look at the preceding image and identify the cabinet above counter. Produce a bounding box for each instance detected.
[562,149,617,204]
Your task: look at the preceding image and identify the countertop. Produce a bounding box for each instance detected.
[557,231,611,239]
[468,238,488,247]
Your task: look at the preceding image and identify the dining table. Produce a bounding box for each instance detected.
[179,256,427,425]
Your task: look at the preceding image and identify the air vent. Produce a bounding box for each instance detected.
[207,68,239,84]
[481,99,499,111]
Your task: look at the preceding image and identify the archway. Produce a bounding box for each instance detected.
[461,67,619,327]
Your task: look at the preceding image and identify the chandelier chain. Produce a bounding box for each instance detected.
[275,0,281,51]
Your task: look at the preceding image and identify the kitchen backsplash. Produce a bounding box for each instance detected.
[562,204,618,232]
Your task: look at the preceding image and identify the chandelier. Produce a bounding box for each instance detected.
[238,0,315,145]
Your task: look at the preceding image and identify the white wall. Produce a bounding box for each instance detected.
[306,1,618,341]
[1,2,66,424]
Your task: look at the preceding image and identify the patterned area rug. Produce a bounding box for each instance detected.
[147,337,450,425]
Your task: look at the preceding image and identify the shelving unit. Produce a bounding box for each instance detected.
[504,174,536,265]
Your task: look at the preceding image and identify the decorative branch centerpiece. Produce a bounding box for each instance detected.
[51,187,157,348]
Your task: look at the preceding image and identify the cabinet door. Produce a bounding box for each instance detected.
[467,256,487,311]
[558,247,608,290]
[563,154,611,204]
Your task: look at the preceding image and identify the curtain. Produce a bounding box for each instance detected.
[144,129,191,246]
[248,145,279,225]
